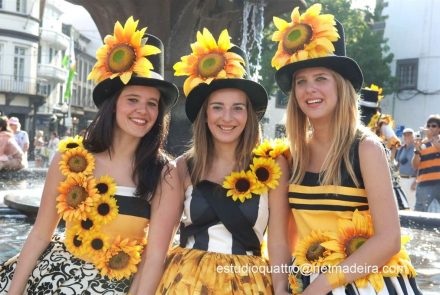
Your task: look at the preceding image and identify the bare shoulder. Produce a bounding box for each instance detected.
[359,136,385,158]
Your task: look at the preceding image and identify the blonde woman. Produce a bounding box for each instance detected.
[140,29,291,294]
[271,4,421,295]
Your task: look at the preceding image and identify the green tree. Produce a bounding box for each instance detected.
[255,0,394,96]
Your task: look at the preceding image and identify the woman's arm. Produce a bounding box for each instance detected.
[8,153,63,294]
[131,160,184,295]
[268,156,292,295]
[303,138,401,295]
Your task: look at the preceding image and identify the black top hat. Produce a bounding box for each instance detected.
[92,33,178,109]
[185,46,268,123]
[275,20,363,93]
[359,88,380,109]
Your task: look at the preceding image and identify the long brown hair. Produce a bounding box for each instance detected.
[186,92,261,185]
[286,70,363,187]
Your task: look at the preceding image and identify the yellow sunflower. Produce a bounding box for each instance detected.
[250,157,282,192]
[88,16,161,85]
[271,3,339,70]
[269,138,290,158]
[82,231,111,262]
[381,236,416,277]
[174,28,246,96]
[252,139,274,158]
[97,236,143,280]
[58,135,84,153]
[56,175,98,222]
[89,194,119,225]
[69,217,101,237]
[321,211,385,291]
[64,227,86,257]
[59,147,95,177]
[294,230,342,273]
[95,175,117,198]
[223,170,259,203]
[288,271,303,295]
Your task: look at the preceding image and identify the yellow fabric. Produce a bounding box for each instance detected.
[289,184,367,197]
[156,247,273,295]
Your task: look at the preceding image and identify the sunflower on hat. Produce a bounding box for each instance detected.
[271,3,339,70]
[88,16,161,85]
[174,28,246,96]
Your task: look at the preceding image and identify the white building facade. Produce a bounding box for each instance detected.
[381,0,440,130]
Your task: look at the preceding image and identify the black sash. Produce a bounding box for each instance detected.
[180,180,261,256]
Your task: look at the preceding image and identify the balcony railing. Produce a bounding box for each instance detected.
[40,28,70,50]
[0,74,44,96]
[38,64,68,83]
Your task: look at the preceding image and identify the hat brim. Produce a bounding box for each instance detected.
[93,77,179,110]
[185,79,268,123]
[275,56,363,93]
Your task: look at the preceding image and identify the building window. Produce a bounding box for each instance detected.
[275,91,288,109]
[16,0,27,13]
[275,124,286,138]
[396,58,418,90]
[0,0,3,9]
[14,46,26,82]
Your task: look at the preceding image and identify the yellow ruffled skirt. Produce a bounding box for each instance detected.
[156,247,273,295]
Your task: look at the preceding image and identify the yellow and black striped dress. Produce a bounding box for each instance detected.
[288,138,422,295]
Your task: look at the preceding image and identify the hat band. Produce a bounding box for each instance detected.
[149,71,164,80]
[359,100,378,108]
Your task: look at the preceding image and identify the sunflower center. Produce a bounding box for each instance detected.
[108,251,130,270]
[198,53,225,78]
[66,186,88,208]
[68,155,87,173]
[255,167,270,182]
[345,236,367,256]
[91,238,104,250]
[96,183,109,194]
[305,241,326,262]
[283,24,313,54]
[97,203,111,216]
[73,235,82,247]
[81,218,94,230]
[235,178,250,193]
[108,44,136,73]
[66,143,79,149]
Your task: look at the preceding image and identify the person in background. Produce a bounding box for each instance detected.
[0,116,25,171]
[47,131,60,164]
[412,114,440,212]
[395,128,417,209]
[33,130,46,168]
[8,116,29,167]
[359,86,410,210]
[271,4,420,294]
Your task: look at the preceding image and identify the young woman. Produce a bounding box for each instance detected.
[0,17,181,294]
[271,4,421,294]
[140,28,291,294]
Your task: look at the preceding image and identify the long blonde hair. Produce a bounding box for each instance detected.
[186,92,261,185]
[286,70,362,187]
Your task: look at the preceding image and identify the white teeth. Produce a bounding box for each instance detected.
[219,126,234,131]
[131,118,146,124]
[306,99,322,104]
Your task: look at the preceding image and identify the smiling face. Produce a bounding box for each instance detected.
[294,67,338,123]
[206,88,248,146]
[115,85,161,139]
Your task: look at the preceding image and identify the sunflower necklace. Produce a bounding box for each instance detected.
[288,210,416,294]
[222,138,289,202]
[56,136,146,280]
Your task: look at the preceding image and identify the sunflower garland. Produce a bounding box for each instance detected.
[174,28,246,96]
[271,3,339,70]
[88,16,161,85]
[222,139,289,202]
[56,136,146,280]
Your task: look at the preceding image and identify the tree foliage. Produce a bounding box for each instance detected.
[254,0,394,97]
